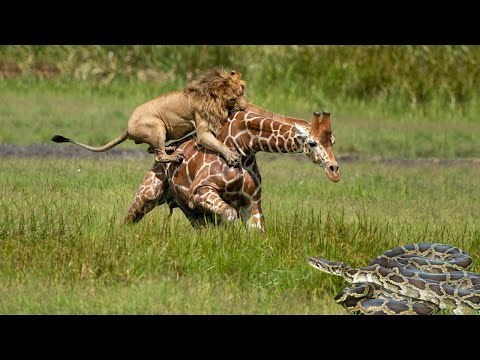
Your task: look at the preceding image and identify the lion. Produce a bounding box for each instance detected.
[51,68,247,165]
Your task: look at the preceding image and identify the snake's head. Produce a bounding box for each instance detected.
[307,256,350,276]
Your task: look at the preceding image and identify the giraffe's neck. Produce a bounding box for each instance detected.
[245,103,306,124]
[222,111,310,156]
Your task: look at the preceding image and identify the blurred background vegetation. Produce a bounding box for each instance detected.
[1,45,479,158]
[2,45,480,107]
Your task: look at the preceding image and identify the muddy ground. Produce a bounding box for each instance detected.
[1,144,479,167]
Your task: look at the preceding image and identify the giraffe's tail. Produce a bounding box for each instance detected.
[51,129,129,152]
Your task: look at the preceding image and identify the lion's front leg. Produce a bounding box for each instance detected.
[194,112,240,166]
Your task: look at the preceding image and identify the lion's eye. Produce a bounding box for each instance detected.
[308,140,317,147]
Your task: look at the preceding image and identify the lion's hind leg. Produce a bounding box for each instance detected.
[155,149,184,163]
[129,115,184,163]
[150,121,184,163]
[147,145,179,155]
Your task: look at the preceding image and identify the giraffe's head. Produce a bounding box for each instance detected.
[295,112,340,182]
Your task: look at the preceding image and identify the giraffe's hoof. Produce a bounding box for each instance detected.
[221,208,238,225]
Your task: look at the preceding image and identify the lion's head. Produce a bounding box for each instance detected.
[185,67,247,111]
[223,70,247,112]
[184,67,247,135]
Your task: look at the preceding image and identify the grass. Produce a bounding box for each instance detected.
[1,45,479,314]
[0,156,478,314]
[1,83,479,159]
[2,45,480,160]
[3,45,480,105]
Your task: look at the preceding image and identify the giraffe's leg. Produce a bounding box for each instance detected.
[190,187,238,226]
[124,168,167,224]
[239,158,265,232]
[239,200,265,232]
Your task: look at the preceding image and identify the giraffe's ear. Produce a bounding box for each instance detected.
[294,123,309,138]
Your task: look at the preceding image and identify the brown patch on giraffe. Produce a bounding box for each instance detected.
[285,139,293,148]
[279,124,291,134]
[187,157,197,179]
[259,139,270,151]
[293,138,302,149]
[226,180,239,193]
[251,138,259,149]
[271,121,281,131]
[276,136,285,150]
[320,129,333,147]
[173,163,189,183]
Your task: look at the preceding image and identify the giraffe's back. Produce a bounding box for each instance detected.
[165,138,256,214]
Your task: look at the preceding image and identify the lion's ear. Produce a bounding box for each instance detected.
[230,70,241,81]
[211,77,228,92]
[240,80,246,91]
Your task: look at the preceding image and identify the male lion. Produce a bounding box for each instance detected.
[51,68,247,165]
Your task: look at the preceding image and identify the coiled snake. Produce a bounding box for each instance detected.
[307,243,480,315]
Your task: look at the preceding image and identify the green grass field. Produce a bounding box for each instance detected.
[1,45,479,314]
[1,155,478,314]
[1,85,479,160]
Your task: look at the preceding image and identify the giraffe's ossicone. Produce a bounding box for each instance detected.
[125,110,340,230]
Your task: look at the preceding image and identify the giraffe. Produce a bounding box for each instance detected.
[124,110,340,232]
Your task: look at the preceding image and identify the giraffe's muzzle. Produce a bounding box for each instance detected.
[325,161,340,182]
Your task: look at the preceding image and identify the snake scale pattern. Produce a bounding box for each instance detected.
[307,243,480,315]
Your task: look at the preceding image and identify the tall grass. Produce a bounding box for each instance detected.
[0,156,478,314]
[1,85,479,159]
[2,45,480,120]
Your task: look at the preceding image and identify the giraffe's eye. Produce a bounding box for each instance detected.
[308,140,317,147]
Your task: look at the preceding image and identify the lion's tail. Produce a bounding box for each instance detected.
[51,129,129,152]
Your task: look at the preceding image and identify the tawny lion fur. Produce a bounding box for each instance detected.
[52,68,247,165]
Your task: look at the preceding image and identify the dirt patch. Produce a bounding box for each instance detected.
[0,143,149,159]
[1,144,479,167]
[374,157,480,167]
